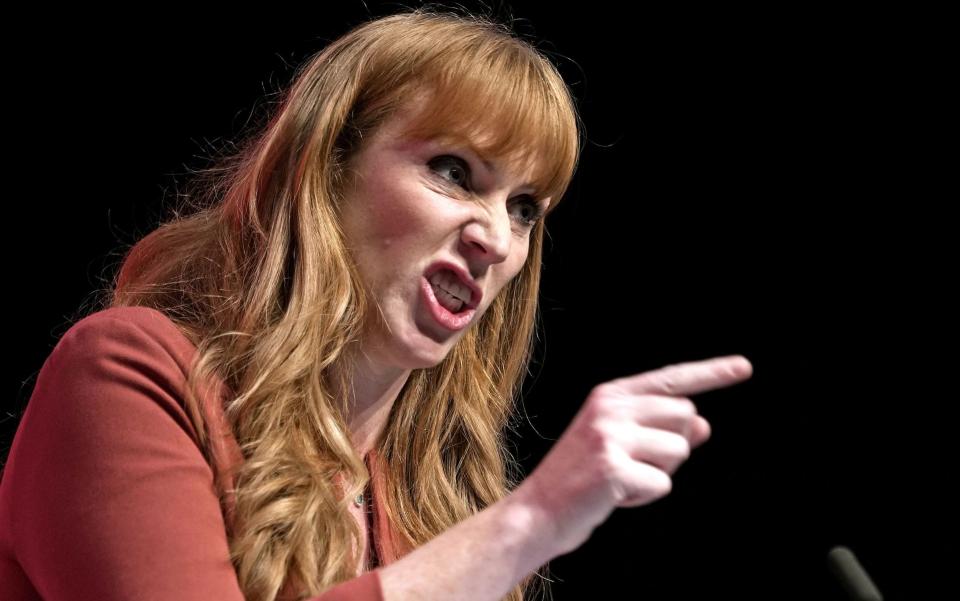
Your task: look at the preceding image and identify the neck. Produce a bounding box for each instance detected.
[338,350,411,457]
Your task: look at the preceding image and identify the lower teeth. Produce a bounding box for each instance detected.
[432,284,464,313]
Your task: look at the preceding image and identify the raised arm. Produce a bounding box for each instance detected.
[377,355,754,601]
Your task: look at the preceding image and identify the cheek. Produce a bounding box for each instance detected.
[346,202,423,282]
[359,180,448,247]
[362,196,418,242]
[509,239,531,278]
[487,246,531,304]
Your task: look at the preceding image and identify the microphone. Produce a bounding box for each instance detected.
[827,545,884,601]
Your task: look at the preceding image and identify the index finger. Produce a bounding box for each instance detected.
[610,355,753,397]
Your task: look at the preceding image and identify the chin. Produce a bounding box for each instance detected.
[377,314,464,368]
[403,339,455,369]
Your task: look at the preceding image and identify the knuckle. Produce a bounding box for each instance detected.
[599,381,630,402]
[605,395,636,420]
[581,423,612,454]
[581,390,607,419]
[598,445,621,479]
[587,383,617,408]
[591,389,634,420]
[656,371,680,396]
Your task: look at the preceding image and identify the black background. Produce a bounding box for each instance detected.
[6,2,954,599]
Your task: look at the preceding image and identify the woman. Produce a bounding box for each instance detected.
[0,8,752,601]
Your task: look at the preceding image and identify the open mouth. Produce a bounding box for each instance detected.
[427,269,471,313]
[420,263,480,332]
[420,268,479,331]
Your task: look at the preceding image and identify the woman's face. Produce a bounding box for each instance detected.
[338,102,551,369]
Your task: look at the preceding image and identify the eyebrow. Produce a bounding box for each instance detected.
[457,140,539,195]
[466,143,496,176]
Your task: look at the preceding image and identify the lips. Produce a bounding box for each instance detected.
[420,277,476,331]
[420,261,482,332]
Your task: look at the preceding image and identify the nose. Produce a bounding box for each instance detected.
[460,205,512,267]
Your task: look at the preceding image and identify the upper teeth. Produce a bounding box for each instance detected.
[429,270,472,305]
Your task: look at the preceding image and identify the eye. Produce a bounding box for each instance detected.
[428,155,471,189]
[510,196,546,229]
[429,153,546,230]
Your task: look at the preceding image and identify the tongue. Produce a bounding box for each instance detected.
[432,283,464,313]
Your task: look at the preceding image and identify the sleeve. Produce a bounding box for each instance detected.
[4,310,384,601]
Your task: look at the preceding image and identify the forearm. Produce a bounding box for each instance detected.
[376,483,559,601]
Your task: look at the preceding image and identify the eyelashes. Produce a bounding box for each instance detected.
[428,154,545,228]
[429,155,470,188]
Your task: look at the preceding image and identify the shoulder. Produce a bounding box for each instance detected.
[0,308,249,600]
[62,305,195,353]
[74,305,183,334]
[21,306,211,448]
[50,306,199,380]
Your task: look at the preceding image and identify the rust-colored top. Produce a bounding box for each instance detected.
[0,306,395,600]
